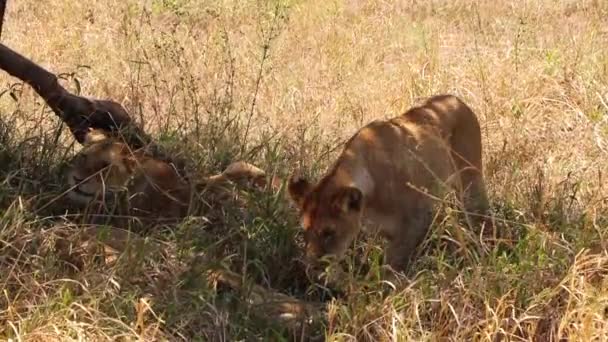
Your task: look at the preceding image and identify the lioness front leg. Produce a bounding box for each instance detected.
[385,207,433,273]
[461,170,494,234]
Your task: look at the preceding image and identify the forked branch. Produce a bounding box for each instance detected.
[0,43,150,147]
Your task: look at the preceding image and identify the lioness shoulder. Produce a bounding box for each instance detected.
[288,94,491,272]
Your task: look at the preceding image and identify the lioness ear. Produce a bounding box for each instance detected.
[332,186,363,213]
[288,175,312,209]
[83,128,109,145]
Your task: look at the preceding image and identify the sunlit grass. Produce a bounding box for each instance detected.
[0,0,607,340]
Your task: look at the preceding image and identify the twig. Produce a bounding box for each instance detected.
[240,3,286,155]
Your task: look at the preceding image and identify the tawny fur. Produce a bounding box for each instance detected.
[66,130,275,221]
[288,94,492,272]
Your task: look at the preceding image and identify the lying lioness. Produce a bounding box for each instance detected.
[66,129,275,220]
[288,95,492,272]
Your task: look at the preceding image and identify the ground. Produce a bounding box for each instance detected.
[0,0,607,340]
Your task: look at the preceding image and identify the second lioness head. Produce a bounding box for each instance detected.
[66,130,140,205]
[288,176,365,263]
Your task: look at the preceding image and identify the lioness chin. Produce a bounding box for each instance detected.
[288,94,492,273]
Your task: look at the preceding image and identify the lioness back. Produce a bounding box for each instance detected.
[288,94,491,272]
[398,94,489,214]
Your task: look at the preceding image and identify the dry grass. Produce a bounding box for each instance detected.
[1,0,607,340]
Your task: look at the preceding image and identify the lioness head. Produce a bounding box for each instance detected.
[66,129,139,205]
[288,176,364,263]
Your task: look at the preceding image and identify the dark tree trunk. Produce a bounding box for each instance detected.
[0,0,6,40]
[0,43,150,147]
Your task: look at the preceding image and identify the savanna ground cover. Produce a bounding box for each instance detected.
[0,0,607,340]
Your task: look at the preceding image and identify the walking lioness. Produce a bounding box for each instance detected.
[288,95,492,272]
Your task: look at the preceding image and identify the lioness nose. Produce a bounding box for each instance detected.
[305,246,324,261]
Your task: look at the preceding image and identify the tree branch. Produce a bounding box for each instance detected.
[0,43,150,147]
[0,0,6,40]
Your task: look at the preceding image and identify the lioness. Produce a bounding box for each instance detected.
[288,95,492,272]
[66,129,275,220]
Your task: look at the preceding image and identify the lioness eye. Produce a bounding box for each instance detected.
[321,229,334,241]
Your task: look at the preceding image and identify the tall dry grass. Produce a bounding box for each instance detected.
[0,0,607,340]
